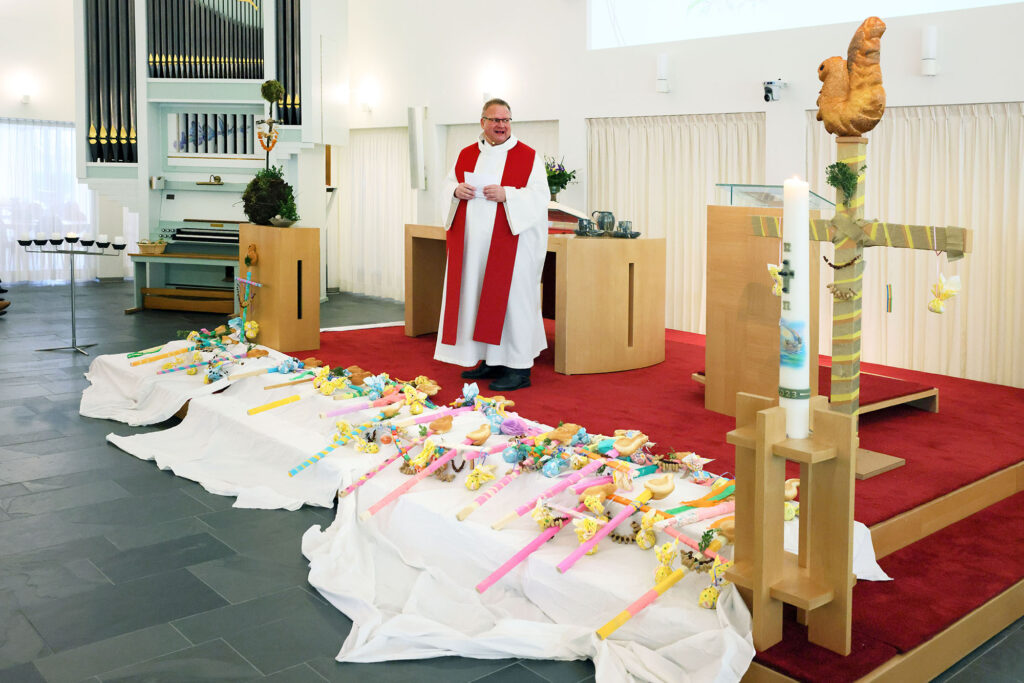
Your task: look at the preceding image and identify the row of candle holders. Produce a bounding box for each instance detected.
[17,234,127,355]
[17,234,127,250]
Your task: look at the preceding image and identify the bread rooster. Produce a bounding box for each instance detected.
[816,16,887,136]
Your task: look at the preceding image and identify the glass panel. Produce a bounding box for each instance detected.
[715,183,834,210]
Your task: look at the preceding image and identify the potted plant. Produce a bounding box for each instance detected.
[545,156,577,202]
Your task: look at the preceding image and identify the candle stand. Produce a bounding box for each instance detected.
[17,236,126,355]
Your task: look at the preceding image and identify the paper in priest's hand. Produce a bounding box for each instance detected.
[464,171,498,199]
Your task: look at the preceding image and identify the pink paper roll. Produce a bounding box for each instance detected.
[477,503,587,593]
[321,391,402,419]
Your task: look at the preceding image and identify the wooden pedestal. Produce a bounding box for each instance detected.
[726,393,856,656]
[238,223,320,352]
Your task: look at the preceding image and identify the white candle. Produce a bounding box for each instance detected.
[779,176,811,438]
[36,231,46,240]
[97,234,109,242]
[113,236,125,244]
[50,232,62,240]
[20,233,30,241]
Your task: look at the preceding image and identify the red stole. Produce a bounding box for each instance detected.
[442,140,536,346]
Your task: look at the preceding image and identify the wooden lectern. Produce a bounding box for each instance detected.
[704,205,820,416]
[238,223,320,352]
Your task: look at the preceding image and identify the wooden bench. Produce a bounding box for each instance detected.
[126,252,238,314]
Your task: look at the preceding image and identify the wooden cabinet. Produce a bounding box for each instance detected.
[239,223,320,352]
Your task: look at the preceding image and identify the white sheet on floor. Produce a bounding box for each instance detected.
[105,367,396,509]
[84,339,888,680]
[79,340,289,425]
[302,414,757,683]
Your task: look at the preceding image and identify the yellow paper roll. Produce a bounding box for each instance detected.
[247,394,300,415]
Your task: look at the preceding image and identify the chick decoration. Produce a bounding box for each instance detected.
[928,273,962,314]
[816,17,886,137]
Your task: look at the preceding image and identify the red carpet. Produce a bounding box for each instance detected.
[756,490,1024,680]
[298,324,1024,527]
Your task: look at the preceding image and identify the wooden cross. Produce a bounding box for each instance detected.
[750,136,972,418]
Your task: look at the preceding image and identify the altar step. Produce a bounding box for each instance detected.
[745,474,1024,682]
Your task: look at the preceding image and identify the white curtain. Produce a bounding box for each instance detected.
[588,113,765,332]
[335,127,417,301]
[0,118,99,283]
[806,103,1024,388]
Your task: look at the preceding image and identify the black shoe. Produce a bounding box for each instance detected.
[461,362,506,380]
[488,369,531,392]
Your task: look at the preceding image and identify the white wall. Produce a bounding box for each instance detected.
[0,0,77,122]
[5,2,1023,229]
[346,1,1024,210]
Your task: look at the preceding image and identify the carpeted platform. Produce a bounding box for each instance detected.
[755,490,1024,680]
[297,325,1024,528]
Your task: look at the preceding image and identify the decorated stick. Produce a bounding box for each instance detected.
[596,568,686,640]
[360,437,501,522]
[130,345,192,366]
[459,423,584,523]
[476,503,588,594]
[557,475,675,573]
[229,357,303,381]
[491,458,606,530]
[586,486,724,560]
[456,466,524,522]
[319,391,403,419]
[263,375,315,390]
[545,502,609,524]
[331,406,476,487]
[127,344,163,358]
[247,394,300,415]
[656,501,735,528]
[155,353,245,375]
[289,436,349,477]
[338,432,427,496]
[239,269,254,332]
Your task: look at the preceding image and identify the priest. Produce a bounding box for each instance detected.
[434,98,550,391]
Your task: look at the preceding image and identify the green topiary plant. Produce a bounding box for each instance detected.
[260,79,285,105]
[242,165,300,225]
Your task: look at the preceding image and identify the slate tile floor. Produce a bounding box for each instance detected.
[0,280,1020,682]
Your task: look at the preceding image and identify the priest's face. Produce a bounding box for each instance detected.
[481,104,512,146]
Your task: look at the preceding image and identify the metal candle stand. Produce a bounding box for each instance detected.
[17,236,126,355]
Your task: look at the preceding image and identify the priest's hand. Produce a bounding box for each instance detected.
[483,184,506,202]
[454,183,476,200]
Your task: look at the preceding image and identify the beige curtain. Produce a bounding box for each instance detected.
[335,127,417,301]
[587,113,765,332]
[806,103,1024,388]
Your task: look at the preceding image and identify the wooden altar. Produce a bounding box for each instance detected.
[404,224,666,375]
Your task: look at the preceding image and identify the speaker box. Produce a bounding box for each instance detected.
[408,105,427,190]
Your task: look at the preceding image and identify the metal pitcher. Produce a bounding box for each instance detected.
[591,210,615,234]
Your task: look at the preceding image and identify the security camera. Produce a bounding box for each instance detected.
[763,80,786,102]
